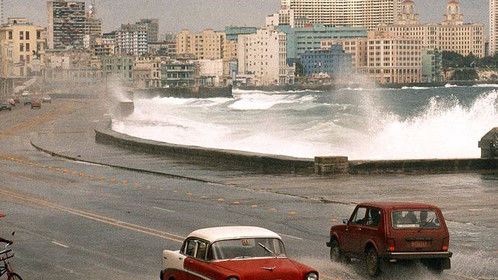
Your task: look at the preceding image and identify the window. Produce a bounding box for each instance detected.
[37,30,41,40]
[196,241,208,260]
[351,207,367,225]
[26,31,30,40]
[19,31,24,40]
[26,43,30,52]
[183,239,197,257]
[8,31,12,40]
[20,43,24,52]
[391,210,441,229]
[365,208,381,227]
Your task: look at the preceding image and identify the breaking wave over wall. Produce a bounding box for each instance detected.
[112,87,498,160]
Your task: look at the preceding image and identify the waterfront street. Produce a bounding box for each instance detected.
[0,98,496,280]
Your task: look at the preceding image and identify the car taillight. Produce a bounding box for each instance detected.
[442,237,449,251]
[387,238,396,251]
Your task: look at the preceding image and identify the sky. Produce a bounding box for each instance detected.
[3,0,489,34]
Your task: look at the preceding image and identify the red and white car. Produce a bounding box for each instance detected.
[161,226,319,280]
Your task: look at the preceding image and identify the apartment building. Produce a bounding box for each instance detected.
[323,31,422,84]
[176,29,233,60]
[276,23,367,65]
[237,27,294,86]
[133,56,161,88]
[377,0,485,57]
[115,23,148,56]
[280,0,403,30]
[138,19,159,43]
[47,0,86,49]
[0,18,46,78]
[491,0,498,55]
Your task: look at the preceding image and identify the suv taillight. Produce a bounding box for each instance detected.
[442,237,449,251]
[387,238,396,251]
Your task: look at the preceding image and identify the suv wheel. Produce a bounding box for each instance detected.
[329,239,343,262]
[366,247,381,277]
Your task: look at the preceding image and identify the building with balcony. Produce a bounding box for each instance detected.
[115,23,148,56]
[47,0,86,49]
[161,61,195,87]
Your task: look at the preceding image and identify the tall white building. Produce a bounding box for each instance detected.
[237,27,294,86]
[280,0,403,30]
[491,0,498,55]
[115,23,148,56]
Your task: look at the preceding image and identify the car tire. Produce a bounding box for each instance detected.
[366,247,381,277]
[329,239,344,262]
[8,272,23,280]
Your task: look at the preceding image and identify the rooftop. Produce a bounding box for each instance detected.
[188,226,282,243]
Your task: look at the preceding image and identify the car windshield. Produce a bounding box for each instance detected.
[391,210,441,229]
[209,238,286,260]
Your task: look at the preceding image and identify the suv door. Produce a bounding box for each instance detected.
[343,206,367,254]
[357,207,383,252]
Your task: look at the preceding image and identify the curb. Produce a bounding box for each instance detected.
[30,140,222,184]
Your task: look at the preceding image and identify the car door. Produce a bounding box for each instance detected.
[342,206,367,254]
[183,239,206,280]
[357,207,382,252]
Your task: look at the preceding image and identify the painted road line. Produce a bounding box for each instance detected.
[51,241,69,248]
[278,233,303,241]
[0,188,185,243]
[152,206,176,213]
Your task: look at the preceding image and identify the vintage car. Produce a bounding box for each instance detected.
[327,202,452,277]
[31,100,41,109]
[162,226,319,280]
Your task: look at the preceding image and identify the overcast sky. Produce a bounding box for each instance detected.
[4,0,489,34]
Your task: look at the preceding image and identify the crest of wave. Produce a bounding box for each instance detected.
[355,90,498,160]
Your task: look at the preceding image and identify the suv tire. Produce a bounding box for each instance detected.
[366,247,381,277]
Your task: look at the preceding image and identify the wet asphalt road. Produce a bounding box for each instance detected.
[0,98,496,280]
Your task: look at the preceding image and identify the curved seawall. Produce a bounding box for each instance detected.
[95,119,497,175]
[95,118,315,174]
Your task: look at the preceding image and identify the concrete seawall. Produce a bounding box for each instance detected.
[95,120,498,175]
[95,120,315,174]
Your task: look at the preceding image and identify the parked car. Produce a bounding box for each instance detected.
[8,98,15,106]
[162,226,319,280]
[23,98,32,105]
[13,97,20,104]
[1,102,12,111]
[42,96,52,103]
[21,91,30,97]
[327,202,452,277]
[31,100,41,109]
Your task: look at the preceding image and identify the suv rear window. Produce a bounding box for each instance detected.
[391,210,441,229]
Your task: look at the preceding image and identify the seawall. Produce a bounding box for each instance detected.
[95,119,498,175]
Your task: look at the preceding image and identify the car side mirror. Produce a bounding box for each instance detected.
[343,219,349,225]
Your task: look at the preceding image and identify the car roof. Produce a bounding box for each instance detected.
[358,202,440,210]
[188,226,282,243]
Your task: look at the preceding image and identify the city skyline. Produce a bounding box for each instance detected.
[3,0,489,33]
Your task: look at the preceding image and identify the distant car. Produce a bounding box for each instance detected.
[13,97,20,104]
[31,100,41,109]
[23,98,32,105]
[327,202,452,277]
[42,96,52,103]
[21,91,30,97]
[1,102,12,111]
[162,226,319,280]
[8,98,15,106]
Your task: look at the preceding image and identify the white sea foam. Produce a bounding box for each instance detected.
[113,89,498,160]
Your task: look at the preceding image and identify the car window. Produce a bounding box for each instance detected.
[365,208,381,228]
[184,239,196,256]
[391,210,441,229]
[351,207,367,225]
[196,240,208,260]
[210,238,286,260]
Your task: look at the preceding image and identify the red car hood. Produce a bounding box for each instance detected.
[212,258,309,280]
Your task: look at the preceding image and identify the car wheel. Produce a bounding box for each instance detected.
[366,247,381,277]
[329,239,343,262]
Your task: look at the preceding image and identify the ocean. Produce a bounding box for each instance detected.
[112,85,498,160]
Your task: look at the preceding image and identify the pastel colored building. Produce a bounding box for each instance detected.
[300,45,352,77]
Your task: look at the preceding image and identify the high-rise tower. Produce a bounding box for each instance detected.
[47,0,86,49]
[491,0,498,55]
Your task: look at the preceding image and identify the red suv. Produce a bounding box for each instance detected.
[327,202,452,277]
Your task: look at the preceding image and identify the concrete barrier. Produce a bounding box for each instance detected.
[95,120,315,174]
[314,156,349,175]
[95,119,498,175]
[479,127,498,159]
